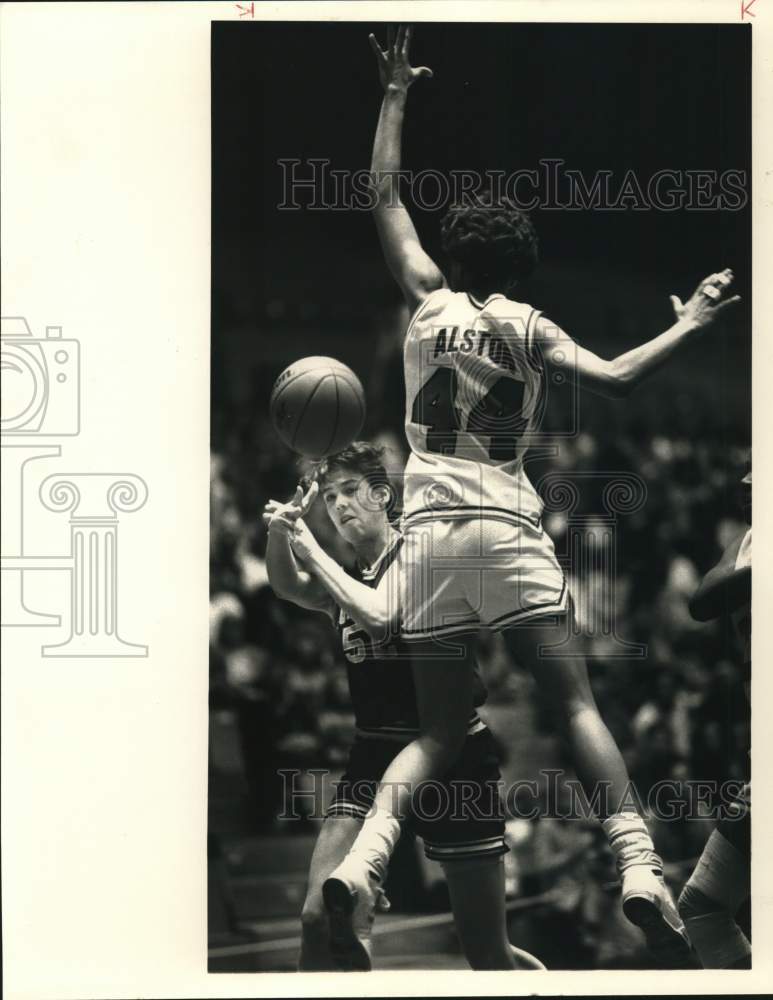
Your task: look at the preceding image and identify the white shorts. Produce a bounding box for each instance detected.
[400,516,569,640]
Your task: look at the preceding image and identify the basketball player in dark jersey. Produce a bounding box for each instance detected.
[264,442,544,971]
[322,25,740,969]
[677,470,752,968]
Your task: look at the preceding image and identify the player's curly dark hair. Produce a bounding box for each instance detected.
[440,197,539,293]
[303,442,397,518]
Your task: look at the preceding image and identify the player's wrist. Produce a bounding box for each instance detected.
[672,315,701,337]
[267,518,291,539]
[385,82,409,99]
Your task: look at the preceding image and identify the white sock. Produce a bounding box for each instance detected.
[602,813,661,874]
[349,806,401,879]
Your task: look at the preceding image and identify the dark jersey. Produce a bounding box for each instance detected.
[335,533,488,736]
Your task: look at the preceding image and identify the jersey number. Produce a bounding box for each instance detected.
[342,623,398,664]
[342,624,367,664]
[411,368,527,461]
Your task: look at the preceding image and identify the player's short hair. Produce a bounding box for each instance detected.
[311,442,395,516]
[440,196,539,291]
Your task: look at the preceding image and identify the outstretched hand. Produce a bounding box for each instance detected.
[669,268,741,330]
[369,25,433,93]
[263,480,319,536]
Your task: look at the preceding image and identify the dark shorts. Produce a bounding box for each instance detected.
[717,782,750,858]
[326,727,508,863]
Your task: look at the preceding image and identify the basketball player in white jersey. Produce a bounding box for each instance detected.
[322,26,740,967]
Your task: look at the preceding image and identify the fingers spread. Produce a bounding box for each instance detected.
[368,33,385,61]
[301,480,320,512]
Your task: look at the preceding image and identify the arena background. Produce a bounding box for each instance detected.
[208,21,751,971]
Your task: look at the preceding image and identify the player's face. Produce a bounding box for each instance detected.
[321,470,383,544]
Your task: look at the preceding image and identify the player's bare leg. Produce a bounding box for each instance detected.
[501,616,692,967]
[323,643,475,966]
[444,856,546,970]
[299,815,364,970]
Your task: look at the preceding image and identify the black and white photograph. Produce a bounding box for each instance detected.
[2,3,770,997]
[209,17,753,974]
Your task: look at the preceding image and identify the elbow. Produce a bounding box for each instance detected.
[606,362,635,399]
[364,610,390,642]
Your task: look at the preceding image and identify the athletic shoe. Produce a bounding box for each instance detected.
[322,853,387,972]
[621,860,694,968]
[510,944,547,970]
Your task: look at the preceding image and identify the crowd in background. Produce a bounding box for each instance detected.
[209,342,750,966]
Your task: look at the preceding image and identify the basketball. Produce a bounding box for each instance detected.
[270,356,366,458]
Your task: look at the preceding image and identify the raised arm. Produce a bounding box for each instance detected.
[534,269,740,399]
[369,25,446,313]
[287,518,397,640]
[263,484,334,616]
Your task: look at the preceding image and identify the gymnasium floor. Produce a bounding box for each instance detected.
[208,830,562,972]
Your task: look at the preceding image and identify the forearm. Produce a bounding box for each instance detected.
[266,530,309,602]
[371,87,408,201]
[302,546,390,637]
[610,318,700,393]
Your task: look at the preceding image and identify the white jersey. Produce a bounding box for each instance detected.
[403,287,545,528]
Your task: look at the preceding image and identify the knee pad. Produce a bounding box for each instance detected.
[678,880,720,922]
[681,829,750,915]
[678,832,751,969]
[678,899,751,969]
